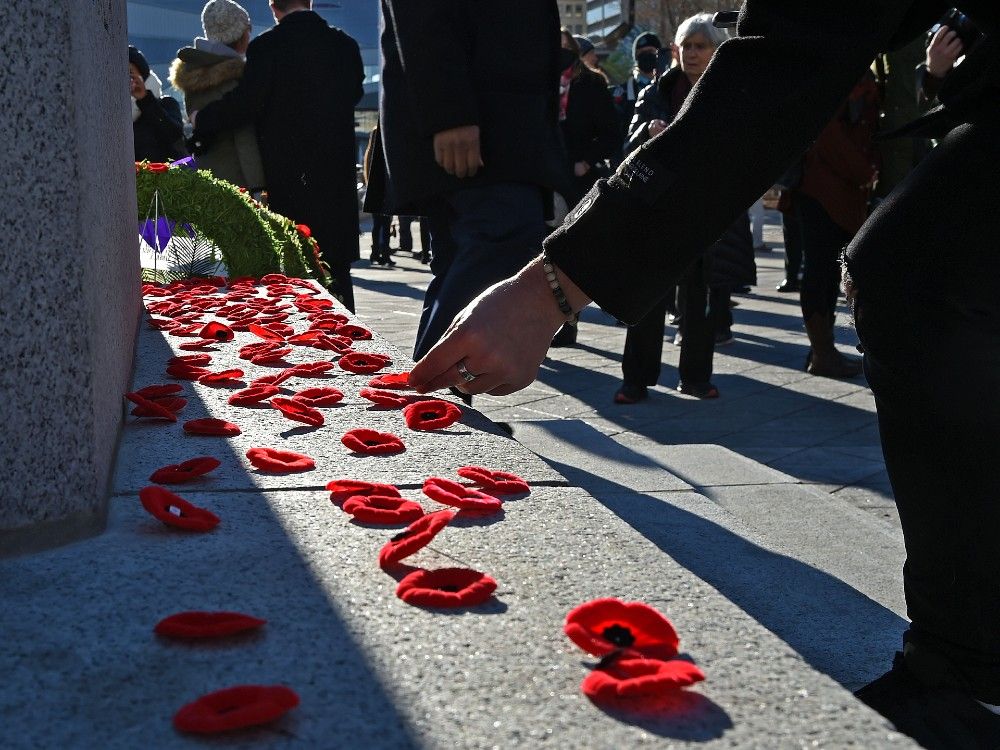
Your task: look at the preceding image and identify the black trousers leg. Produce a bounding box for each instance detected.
[678,262,714,385]
[622,297,669,387]
[798,192,851,321]
[782,202,804,280]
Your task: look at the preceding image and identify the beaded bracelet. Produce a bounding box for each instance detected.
[541,252,576,325]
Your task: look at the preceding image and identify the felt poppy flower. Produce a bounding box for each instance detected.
[147,318,179,331]
[197,369,245,385]
[335,324,372,341]
[564,598,680,660]
[183,418,241,437]
[377,510,455,568]
[292,386,344,407]
[265,284,297,298]
[326,479,400,503]
[155,610,266,639]
[309,312,349,325]
[251,371,294,388]
[358,388,420,408]
[456,466,530,495]
[581,656,705,701]
[395,568,498,608]
[131,396,187,417]
[170,354,214,366]
[146,162,169,173]
[270,397,324,427]
[173,684,299,734]
[294,224,312,238]
[199,321,234,342]
[289,361,336,377]
[228,385,280,406]
[342,494,424,525]
[256,312,289,325]
[125,392,177,422]
[149,457,221,484]
[294,298,332,313]
[422,477,502,514]
[168,324,203,338]
[339,352,391,374]
[239,341,279,360]
[341,428,405,455]
[368,372,413,390]
[260,273,289,284]
[309,334,354,353]
[248,323,286,341]
[178,338,221,351]
[403,400,462,431]
[246,447,315,473]
[134,383,184,399]
[263,321,295,338]
[167,363,210,380]
[139,486,219,532]
[287,330,325,345]
[250,348,293,365]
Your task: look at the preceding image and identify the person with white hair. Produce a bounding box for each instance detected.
[169,0,265,191]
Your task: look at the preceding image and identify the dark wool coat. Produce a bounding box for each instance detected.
[193,11,364,267]
[368,0,568,214]
[133,93,186,163]
[544,0,999,325]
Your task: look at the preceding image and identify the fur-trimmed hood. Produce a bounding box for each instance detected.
[169,49,245,94]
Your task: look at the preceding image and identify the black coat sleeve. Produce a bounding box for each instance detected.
[135,93,185,146]
[194,37,274,136]
[543,1,927,324]
[624,83,660,155]
[383,1,476,136]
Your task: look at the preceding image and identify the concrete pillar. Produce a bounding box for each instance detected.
[0,1,139,554]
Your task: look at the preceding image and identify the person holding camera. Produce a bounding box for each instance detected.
[129,46,186,163]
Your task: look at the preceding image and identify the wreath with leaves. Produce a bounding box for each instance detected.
[135,161,328,282]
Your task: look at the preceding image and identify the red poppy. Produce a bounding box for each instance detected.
[199,321,234,342]
[250,348,293,365]
[248,322,286,341]
[335,324,372,341]
[377,510,455,568]
[149,456,221,484]
[456,466,530,495]
[422,477,502,514]
[326,479,400,503]
[131,397,187,417]
[358,388,422,408]
[246,446,315,473]
[239,341,280,360]
[139,486,219,531]
[260,273,289,284]
[403,400,462,431]
[251,371,294,388]
[292,386,344,407]
[395,567,498,608]
[287,330,325,345]
[183,418,241,437]
[294,223,312,238]
[228,385,280,406]
[134,383,184,399]
[197,369,245,385]
[342,494,424,524]
[289,361,336,377]
[125,392,177,422]
[564,598,680,660]
[309,334,354,353]
[339,352,391,374]
[173,684,299,734]
[294,296,332,312]
[168,324,203,338]
[581,657,705,701]
[256,312,290,325]
[170,355,213,369]
[167,363,210,380]
[155,610,266,639]
[368,372,413,390]
[264,321,295,338]
[147,318,179,330]
[341,428,405,455]
[309,312,349,325]
[270,397,324,427]
[146,162,169,173]
[178,338,221,351]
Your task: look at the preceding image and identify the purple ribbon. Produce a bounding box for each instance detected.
[138,217,195,253]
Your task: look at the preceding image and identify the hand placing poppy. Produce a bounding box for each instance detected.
[326,479,400,504]
[457,466,530,495]
[377,509,455,568]
[342,494,424,524]
[246,446,315,473]
[155,611,266,639]
[199,321,234,342]
[564,598,681,661]
[395,567,497,608]
[292,386,344,407]
[139,486,219,532]
[581,655,705,702]
[149,456,221,484]
[338,352,391,374]
[341,428,405,455]
[228,384,280,406]
[368,372,413,390]
[270,397,324,427]
[125,392,177,422]
[422,476,502,514]
[403,400,462,431]
[183,418,242,437]
[197,369,245,385]
[173,684,299,734]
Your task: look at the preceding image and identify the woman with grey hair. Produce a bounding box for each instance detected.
[612,13,751,403]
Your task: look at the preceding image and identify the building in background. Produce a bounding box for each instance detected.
[586,0,630,40]
[559,3,587,34]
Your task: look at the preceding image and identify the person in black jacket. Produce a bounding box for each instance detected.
[368,1,568,361]
[412,4,1000,745]
[130,46,186,163]
[191,0,364,310]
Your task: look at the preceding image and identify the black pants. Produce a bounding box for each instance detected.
[846,116,1000,702]
[796,192,851,321]
[782,201,804,281]
[371,214,392,250]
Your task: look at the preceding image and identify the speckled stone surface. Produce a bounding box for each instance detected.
[0,0,138,540]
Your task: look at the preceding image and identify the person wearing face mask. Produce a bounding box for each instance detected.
[611,32,663,147]
[169,0,265,192]
[130,46,186,163]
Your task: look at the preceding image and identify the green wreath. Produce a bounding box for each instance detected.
[135,161,327,281]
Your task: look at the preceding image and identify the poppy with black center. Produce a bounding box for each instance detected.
[564,598,681,660]
[395,567,497,608]
[402,399,462,431]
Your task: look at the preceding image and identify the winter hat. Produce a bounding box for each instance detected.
[201,0,251,45]
[574,35,595,56]
[632,31,663,58]
[129,46,150,80]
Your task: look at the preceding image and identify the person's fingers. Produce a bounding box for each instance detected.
[456,370,506,396]
[452,146,469,179]
[410,333,467,392]
[487,382,521,397]
[440,144,457,176]
[466,139,483,178]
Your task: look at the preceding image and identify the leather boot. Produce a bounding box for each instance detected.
[803,312,862,378]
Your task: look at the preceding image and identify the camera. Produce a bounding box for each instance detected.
[934,8,982,52]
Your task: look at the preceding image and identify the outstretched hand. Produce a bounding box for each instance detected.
[409,258,587,396]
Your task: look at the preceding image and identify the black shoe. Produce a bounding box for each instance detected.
[715,331,735,346]
[855,653,1000,749]
[677,381,720,399]
[613,382,648,404]
[776,278,799,293]
[550,322,578,348]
